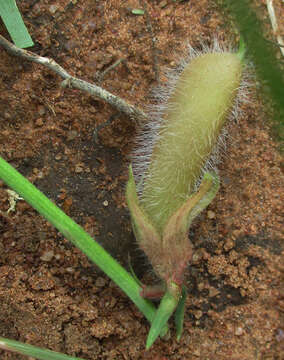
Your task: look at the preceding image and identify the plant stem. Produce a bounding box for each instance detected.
[0,336,85,360]
[0,35,147,122]
[0,156,158,324]
[146,282,180,350]
[175,285,187,341]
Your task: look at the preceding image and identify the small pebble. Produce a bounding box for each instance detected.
[235,326,244,336]
[75,164,83,173]
[207,210,216,219]
[194,310,203,319]
[49,4,59,14]
[40,250,54,262]
[35,118,44,127]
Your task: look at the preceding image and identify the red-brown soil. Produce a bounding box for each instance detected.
[0,1,283,359]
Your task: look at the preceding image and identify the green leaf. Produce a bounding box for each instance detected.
[131,9,145,15]
[0,156,158,326]
[0,0,33,48]
[163,172,220,241]
[223,0,284,142]
[175,285,187,341]
[182,172,220,230]
[126,165,161,260]
[0,336,85,360]
[146,282,181,349]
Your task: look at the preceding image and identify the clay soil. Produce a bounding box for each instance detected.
[0,0,283,359]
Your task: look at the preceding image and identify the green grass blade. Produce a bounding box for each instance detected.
[0,0,33,48]
[146,287,180,349]
[174,285,187,341]
[222,0,284,141]
[0,156,158,325]
[0,336,85,360]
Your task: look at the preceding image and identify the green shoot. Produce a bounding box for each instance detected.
[0,336,85,360]
[0,156,161,327]
[223,0,284,141]
[146,282,181,350]
[175,286,187,341]
[0,0,33,48]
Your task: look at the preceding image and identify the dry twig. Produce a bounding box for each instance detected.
[95,58,126,83]
[0,35,147,121]
[266,0,284,57]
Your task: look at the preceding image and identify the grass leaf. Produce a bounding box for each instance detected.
[0,156,159,326]
[0,336,85,360]
[0,0,34,48]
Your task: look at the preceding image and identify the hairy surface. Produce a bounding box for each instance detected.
[132,41,248,232]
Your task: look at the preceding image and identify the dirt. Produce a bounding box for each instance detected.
[0,0,283,359]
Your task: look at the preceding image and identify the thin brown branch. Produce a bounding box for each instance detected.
[0,35,147,121]
[95,58,126,83]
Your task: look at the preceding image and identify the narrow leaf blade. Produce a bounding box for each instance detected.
[175,285,187,341]
[0,336,85,360]
[146,284,180,349]
[0,0,34,48]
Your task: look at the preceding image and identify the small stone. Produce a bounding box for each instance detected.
[197,282,205,291]
[207,210,216,219]
[224,238,234,251]
[40,250,54,262]
[194,310,203,319]
[209,287,219,298]
[4,112,11,119]
[49,4,59,14]
[75,164,83,173]
[235,326,244,336]
[192,248,203,263]
[35,118,44,126]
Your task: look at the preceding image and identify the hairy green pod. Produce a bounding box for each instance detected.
[126,45,246,347]
[141,52,243,232]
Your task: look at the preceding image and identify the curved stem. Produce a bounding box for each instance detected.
[146,282,181,349]
[0,156,159,325]
[175,285,187,341]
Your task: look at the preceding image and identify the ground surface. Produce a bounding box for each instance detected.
[0,0,283,359]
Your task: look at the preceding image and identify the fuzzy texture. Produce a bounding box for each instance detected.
[132,41,248,233]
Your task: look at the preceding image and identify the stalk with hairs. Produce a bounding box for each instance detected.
[126,39,247,348]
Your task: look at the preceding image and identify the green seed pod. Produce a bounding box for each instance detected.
[127,42,247,345]
[127,41,247,289]
[140,51,243,232]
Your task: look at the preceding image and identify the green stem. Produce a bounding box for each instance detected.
[175,285,187,341]
[146,282,180,349]
[0,336,85,360]
[0,156,157,324]
[237,35,246,61]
